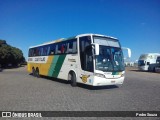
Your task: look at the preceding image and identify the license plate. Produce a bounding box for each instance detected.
[111,80,115,83]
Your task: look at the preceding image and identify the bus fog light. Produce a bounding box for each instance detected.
[94,73,105,78]
[121,73,125,77]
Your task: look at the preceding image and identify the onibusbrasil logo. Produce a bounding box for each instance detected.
[1,112,42,118]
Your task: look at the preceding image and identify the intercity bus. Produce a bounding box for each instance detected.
[138,53,160,71]
[27,34,126,86]
[155,56,160,73]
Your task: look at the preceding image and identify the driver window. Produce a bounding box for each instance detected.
[85,47,93,72]
[79,36,92,71]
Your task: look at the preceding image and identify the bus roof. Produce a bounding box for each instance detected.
[141,53,160,56]
[76,33,117,39]
[29,33,118,48]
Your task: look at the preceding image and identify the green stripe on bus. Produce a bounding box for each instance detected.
[52,55,66,78]
[112,72,120,75]
[48,55,59,77]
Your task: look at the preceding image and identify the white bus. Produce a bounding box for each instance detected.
[155,56,160,73]
[138,53,160,71]
[28,34,126,86]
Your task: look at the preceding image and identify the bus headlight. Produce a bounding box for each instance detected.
[94,73,105,78]
[121,73,125,77]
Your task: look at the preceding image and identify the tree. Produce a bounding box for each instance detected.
[0,40,6,45]
[0,39,25,67]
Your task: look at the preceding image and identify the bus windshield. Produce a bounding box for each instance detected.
[95,45,125,72]
[139,55,148,59]
[156,57,160,65]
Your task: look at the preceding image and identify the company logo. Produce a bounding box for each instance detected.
[2,112,11,117]
[80,74,90,83]
[28,56,48,63]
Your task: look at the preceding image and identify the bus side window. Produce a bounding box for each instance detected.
[65,42,69,53]
[28,49,31,57]
[32,48,37,56]
[43,47,46,56]
[44,46,49,56]
[36,48,39,56]
[66,39,77,54]
[29,49,32,57]
[63,43,67,54]
[72,40,77,53]
[33,49,35,56]
[42,47,45,56]
[41,47,43,56]
[47,46,50,55]
[61,44,65,53]
[32,49,34,56]
[31,48,34,57]
[68,42,73,53]
[50,44,55,55]
[55,44,59,54]
[57,44,61,54]
[39,47,41,56]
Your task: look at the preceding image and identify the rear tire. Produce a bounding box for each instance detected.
[32,68,36,77]
[153,67,156,72]
[69,72,77,87]
[35,68,40,78]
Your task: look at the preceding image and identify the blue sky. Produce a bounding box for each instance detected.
[0,0,160,61]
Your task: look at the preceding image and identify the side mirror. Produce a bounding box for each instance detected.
[122,47,131,58]
[92,43,99,55]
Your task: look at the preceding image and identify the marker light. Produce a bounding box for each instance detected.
[94,73,105,78]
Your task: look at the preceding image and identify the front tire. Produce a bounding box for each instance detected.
[69,72,77,87]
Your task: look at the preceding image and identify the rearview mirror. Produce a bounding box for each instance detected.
[92,43,99,55]
[122,47,131,58]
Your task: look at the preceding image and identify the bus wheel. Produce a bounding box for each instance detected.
[69,72,77,87]
[32,68,36,77]
[153,67,156,72]
[35,68,40,78]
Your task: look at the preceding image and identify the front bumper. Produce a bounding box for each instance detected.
[92,76,124,86]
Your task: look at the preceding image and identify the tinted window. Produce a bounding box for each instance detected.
[54,39,77,55]
[79,36,92,71]
[50,44,56,55]
[29,39,77,57]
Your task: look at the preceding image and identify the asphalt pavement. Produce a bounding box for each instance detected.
[0,66,160,120]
